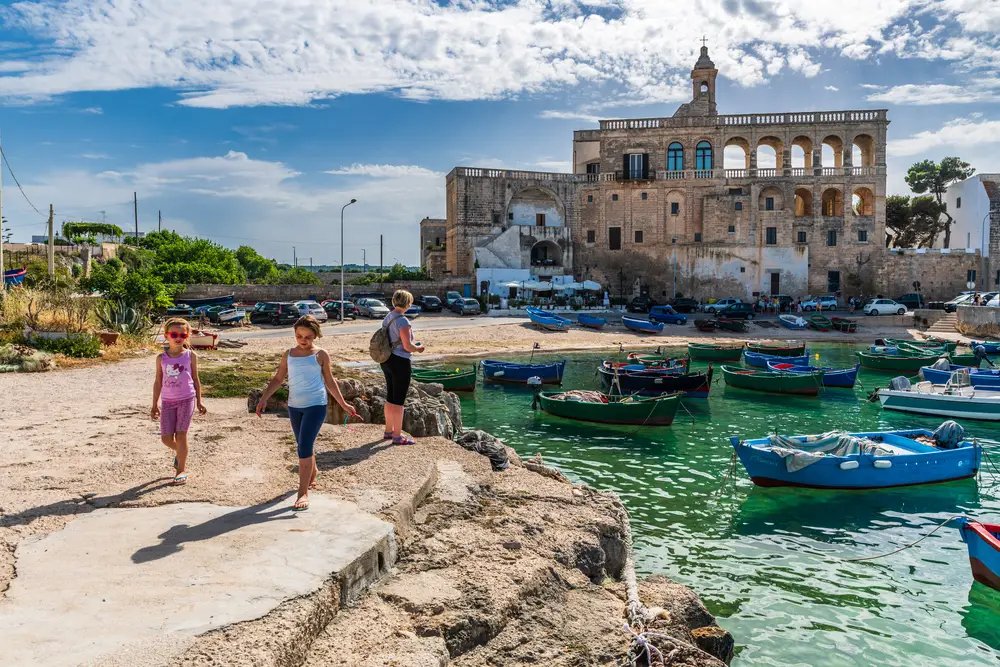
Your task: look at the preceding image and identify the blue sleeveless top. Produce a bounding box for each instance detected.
[287,352,327,409]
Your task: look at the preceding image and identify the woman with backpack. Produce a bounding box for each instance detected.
[375,290,425,445]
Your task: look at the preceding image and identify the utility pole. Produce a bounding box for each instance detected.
[310,257,313,269]
[340,199,357,312]
[133,192,138,243]
[293,246,297,268]
[363,249,366,273]
[47,204,54,276]
[158,210,161,233]
[0,134,4,285]
[380,235,383,275]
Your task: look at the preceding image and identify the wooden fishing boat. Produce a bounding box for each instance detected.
[526,307,573,324]
[603,360,687,374]
[878,380,1000,421]
[625,353,688,368]
[808,314,833,331]
[622,316,664,334]
[778,314,808,330]
[166,305,195,317]
[884,337,957,353]
[715,317,748,332]
[746,342,806,357]
[921,364,1000,390]
[537,391,681,426]
[721,365,824,396]
[411,366,478,392]
[767,361,860,388]
[830,317,858,333]
[528,310,570,331]
[482,359,566,384]
[743,350,809,369]
[576,314,607,330]
[969,340,1000,354]
[187,329,218,350]
[687,342,744,361]
[599,365,713,398]
[694,319,717,332]
[217,308,247,325]
[730,427,981,489]
[857,350,941,372]
[956,518,1000,591]
[178,294,235,308]
[3,267,27,287]
[948,352,982,367]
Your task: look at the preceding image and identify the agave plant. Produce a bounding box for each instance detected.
[95,299,151,336]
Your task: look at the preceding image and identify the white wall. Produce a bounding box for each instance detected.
[476,268,531,296]
[936,175,992,250]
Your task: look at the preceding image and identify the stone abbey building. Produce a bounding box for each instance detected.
[431,46,985,302]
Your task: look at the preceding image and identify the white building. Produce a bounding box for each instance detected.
[937,174,1000,250]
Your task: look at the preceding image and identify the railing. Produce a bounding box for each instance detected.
[601,109,887,130]
[452,165,883,183]
[611,170,658,182]
[755,168,778,178]
[449,167,585,182]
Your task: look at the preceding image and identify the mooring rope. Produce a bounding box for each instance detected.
[842,515,963,563]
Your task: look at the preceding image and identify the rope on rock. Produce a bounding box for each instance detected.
[621,623,684,666]
[842,515,962,563]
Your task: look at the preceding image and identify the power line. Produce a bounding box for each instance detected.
[0,144,45,217]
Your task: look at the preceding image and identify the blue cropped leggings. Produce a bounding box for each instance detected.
[287,404,327,459]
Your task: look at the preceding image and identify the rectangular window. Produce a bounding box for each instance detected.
[765,197,775,211]
[627,153,648,180]
[735,202,743,211]
[609,227,622,251]
[434,237,440,246]
[957,197,962,209]
[827,230,837,247]
[612,194,619,201]
[587,194,593,203]
[729,188,743,195]
[968,269,977,283]
[766,227,777,245]
[996,270,999,286]
[671,202,680,215]
[641,192,648,200]
[828,271,841,293]
[508,212,514,221]
[587,230,595,243]
[858,229,868,242]
[536,213,545,227]
[798,231,807,243]
[728,225,735,233]
[635,230,644,243]
[586,162,600,174]
[694,233,703,242]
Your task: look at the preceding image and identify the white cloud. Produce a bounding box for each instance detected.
[867,82,1000,105]
[824,85,840,91]
[538,110,600,124]
[860,83,886,90]
[78,106,102,114]
[325,164,441,178]
[0,0,986,109]
[889,116,1000,157]
[79,153,110,159]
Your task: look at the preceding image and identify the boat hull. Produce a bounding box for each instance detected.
[721,365,823,396]
[744,351,809,369]
[958,520,1000,591]
[177,295,235,308]
[808,315,833,331]
[731,430,981,489]
[482,359,566,384]
[778,315,807,330]
[538,392,680,425]
[768,361,860,388]
[970,341,1000,354]
[746,343,806,357]
[622,316,664,334]
[411,368,477,392]
[830,317,858,333]
[687,343,744,361]
[528,311,570,331]
[878,388,1000,421]
[857,351,940,372]
[576,314,606,330]
[599,366,712,398]
[921,365,1000,389]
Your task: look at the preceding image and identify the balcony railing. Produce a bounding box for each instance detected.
[451,165,883,183]
[600,109,886,131]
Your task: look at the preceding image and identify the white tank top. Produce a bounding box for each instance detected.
[287,352,327,408]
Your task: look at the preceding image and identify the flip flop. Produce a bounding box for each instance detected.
[392,435,416,446]
[173,473,189,485]
[293,496,310,511]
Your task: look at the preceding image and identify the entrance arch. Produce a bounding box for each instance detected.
[853,187,874,215]
[530,240,562,267]
[794,188,813,217]
[822,188,844,217]
[507,187,565,227]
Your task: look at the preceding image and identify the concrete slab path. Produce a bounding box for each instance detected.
[0,495,393,667]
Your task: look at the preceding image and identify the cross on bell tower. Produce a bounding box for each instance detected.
[690,41,718,116]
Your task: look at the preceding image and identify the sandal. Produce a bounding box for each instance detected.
[392,435,416,446]
[309,471,320,489]
[293,496,310,511]
[173,473,189,485]
[383,431,393,440]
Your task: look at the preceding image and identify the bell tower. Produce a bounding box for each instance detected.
[674,41,718,117]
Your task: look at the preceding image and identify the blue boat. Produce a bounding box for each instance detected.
[577,314,607,330]
[921,364,1000,390]
[482,359,566,384]
[778,314,808,330]
[956,517,1000,591]
[527,310,570,331]
[744,350,809,369]
[177,294,236,308]
[969,341,1000,354]
[622,316,664,334]
[766,360,861,388]
[730,426,981,489]
[3,267,26,287]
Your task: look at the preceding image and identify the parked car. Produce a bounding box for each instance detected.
[349,291,385,304]
[943,294,975,313]
[415,295,443,312]
[670,297,700,314]
[356,298,391,319]
[801,295,838,312]
[649,305,688,325]
[719,303,755,320]
[703,298,740,315]
[405,304,422,318]
[294,300,328,322]
[864,298,906,316]
[322,300,358,320]
[627,295,658,313]
[983,293,1000,307]
[450,298,481,315]
[444,291,464,307]
[895,293,926,310]
[250,302,299,325]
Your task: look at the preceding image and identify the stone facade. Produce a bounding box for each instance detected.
[438,45,892,300]
[419,217,447,268]
[881,249,981,300]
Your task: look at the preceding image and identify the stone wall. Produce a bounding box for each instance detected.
[880,249,981,301]
[179,278,476,303]
[419,217,447,268]
[957,304,1000,332]
[424,250,447,279]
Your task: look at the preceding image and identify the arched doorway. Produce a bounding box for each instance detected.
[794,188,813,217]
[724,137,750,170]
[791,136,813,169]
[531,240,562,268]
[822,188,844,217]
[507,187,565,227]
[852,134,875,167]
[756,136,783,170]
[853,187,874,216]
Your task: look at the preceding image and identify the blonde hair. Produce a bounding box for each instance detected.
[392,290,414,309]
[163,317,191,349]
[294,315,323,338]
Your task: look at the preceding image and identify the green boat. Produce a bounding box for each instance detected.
[949,353,982,367]
[411,366,477,392]
[721,365,824,396]
[884,337,958,353]
[746,341,806,357]
[537,391,681,425]
[687,342,745,361]
[808,314,833,331]
[857,351,942,372]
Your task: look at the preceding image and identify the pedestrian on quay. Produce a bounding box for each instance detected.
[379,290,425,445]
[151,318,208,485]
[255,315,360,511]
[796,299,803,313]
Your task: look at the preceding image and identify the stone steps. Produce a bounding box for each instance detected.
[927,312,958,334]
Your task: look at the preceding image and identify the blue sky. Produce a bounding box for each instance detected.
[0,0,998,265]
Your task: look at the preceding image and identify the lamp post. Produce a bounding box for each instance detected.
[672,236,678,300]
[981,211,991,291]
[340,198,357,315]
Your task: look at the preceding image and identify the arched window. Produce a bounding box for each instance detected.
[667,142,684,171]
[696,141,713,171]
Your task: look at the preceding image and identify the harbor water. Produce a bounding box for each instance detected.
[444,343,1000,666]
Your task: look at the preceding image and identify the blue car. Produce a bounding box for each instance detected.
[648,305,687,325]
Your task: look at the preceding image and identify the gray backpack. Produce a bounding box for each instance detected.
[369,313,402,363]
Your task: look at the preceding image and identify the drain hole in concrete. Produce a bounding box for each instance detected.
[378,551,385,574]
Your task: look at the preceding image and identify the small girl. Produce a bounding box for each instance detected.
[255,315,360,511]
[151,318,207,484]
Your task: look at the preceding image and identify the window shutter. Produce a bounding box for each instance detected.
[622,154,630,180]
[642,153,650,179]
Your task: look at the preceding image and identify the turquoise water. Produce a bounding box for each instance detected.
[446,344,1000,666]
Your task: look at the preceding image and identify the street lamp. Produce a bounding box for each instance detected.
[981,211,991,291]
[340,198,357,315]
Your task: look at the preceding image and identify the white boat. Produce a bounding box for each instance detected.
[878,378,1000,421]
[778,314,807,330]
[188,330,219,350]
[217,308,246,324]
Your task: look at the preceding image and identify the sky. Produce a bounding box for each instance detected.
[0,0,998,266]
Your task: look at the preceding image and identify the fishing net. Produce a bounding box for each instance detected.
[932,420,965,449]
[547,390,608,403]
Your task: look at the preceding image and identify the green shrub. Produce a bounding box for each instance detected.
[27,333,102,358]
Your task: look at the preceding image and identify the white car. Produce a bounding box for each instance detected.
[864,299,906,316]
[293,300,328,322]
[801,295,838,311]
[703,298,741,314]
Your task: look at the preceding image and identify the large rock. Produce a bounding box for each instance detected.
[455,430,512,471]
[639,574,735,665]
[324,380,462,439]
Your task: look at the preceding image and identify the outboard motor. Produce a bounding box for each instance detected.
[528,376,543,409]
[929,357,952,371]
[975,345,995,368]
[932,420,965,449]
[889,376,912,391]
